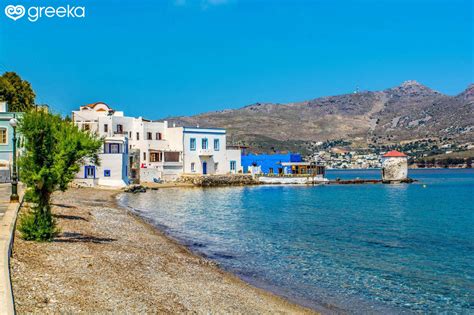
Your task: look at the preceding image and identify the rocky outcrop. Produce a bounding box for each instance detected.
[124,184,147,193]
[177,174,259,187]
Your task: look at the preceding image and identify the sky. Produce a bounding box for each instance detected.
[0,0,472,118]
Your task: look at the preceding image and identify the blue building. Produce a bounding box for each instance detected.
[241,152,302,174]
[0,102,22,182]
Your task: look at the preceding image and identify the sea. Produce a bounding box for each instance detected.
[118,169,474,314]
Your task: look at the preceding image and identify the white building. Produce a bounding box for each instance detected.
[72,102,241,186]
[169,126,241,176]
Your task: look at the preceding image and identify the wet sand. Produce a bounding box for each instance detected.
[11,188,316,314]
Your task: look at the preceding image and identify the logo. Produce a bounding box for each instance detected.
[4,4,85,22]
[5,4,25,21]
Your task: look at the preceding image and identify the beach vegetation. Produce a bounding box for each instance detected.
[17,111,102,241]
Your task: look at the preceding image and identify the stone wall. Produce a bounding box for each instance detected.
[382,157,408,181]
[177,174,259,187]
[139,168,162,183]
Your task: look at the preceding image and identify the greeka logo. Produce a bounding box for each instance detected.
[4,4,25,21]
[4,4,85,22]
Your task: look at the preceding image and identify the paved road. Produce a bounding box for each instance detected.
[0,184,11,219]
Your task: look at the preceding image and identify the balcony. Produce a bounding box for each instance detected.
[147,161,183,168]
[198,148,213,156]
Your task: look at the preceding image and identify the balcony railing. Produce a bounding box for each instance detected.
[198,148,213,156]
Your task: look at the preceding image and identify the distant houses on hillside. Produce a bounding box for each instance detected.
[72,102,241,187]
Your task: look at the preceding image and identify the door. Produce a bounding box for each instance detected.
[85,166,95,179]
[202,162,207,175]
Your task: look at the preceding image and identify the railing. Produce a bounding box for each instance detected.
[255,173,324,178]
[198,149,213,156]
[0,169,10,183]
[148,161,183,167]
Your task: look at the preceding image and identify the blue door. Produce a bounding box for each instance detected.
[202,162,207,175]
[85,166,95,178]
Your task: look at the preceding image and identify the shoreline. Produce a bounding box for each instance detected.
[10,187,316,314]
[118,191,339,314]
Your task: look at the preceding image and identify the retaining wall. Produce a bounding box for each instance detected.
[178,174,259,186]
[0,185,24,315]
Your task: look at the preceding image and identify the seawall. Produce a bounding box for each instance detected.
[177,174,259,187]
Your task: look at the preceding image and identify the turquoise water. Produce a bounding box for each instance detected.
[119,169,474,313]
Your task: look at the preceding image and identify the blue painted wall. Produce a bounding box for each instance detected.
[0,112,22,163]
[241,153,302,174]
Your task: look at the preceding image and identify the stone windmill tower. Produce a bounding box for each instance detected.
[381,150,408,182]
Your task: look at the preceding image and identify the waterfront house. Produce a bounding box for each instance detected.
[281,162,326,177]
[381,150,408,182]
[241,153,302,175]
[167,126,242,176]
[72,102,241,186]
[0,102,22,183]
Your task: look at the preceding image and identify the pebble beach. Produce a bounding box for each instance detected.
[10,187,315,314]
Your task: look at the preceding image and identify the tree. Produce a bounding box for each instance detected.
[17,111,102,241]
[0,72,36,112]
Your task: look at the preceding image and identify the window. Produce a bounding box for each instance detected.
[202,138,208,150]
[150,152,163,162]
[143,152,146,161]
[214,139,220,151]
[147,132,152,140]
[190,138,196,151]
[269,167,274,174]
[129,131,132,138]
[109,143,120,154]
[83,124,90,131]
[156,132,162,140]
[0,128,7,145]
[230,161,236,171]
[104,170,111,177]
[116,124,123,133]
[104,124,108,132]
[164,152,180,162]
[191,162,195,172]
[136,132,140,140]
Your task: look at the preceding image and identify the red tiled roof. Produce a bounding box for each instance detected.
[383,150,407,157]
[81,102,109,109]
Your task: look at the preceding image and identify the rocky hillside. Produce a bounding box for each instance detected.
[166,81,474,153]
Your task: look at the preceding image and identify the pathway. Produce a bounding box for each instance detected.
[0,184,11,219]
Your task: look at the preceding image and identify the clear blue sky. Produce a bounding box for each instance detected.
[1,0,472,118]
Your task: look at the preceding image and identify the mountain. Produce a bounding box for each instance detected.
[165,81,474,153]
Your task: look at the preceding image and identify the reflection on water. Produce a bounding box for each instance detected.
[119,169,474,314]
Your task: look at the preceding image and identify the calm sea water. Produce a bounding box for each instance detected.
[118,169,474,314]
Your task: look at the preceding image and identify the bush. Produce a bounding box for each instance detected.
[18,209,59,241]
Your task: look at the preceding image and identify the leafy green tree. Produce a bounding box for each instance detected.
[17,111,102,241]
[0,72,36,112]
